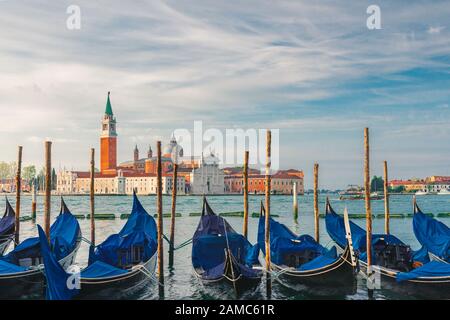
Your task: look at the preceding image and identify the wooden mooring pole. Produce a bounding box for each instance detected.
[243,151,249,238]
[313,163,319,242]
[90,148,95,246]
[293,182,298,224]
[364,128,374,298]
[31,181,36,222]
[156,141,164,298]
[265,130,272,299]
[383,161,390,235]
[169,162,178,268]
[44,141,52,243]
[14,146,22,246]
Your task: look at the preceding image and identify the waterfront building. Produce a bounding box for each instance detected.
[388,179,426,192]
[224,168,304,195]
[0,178,31,193]
[189,152,224,194]
[56,92,219,195]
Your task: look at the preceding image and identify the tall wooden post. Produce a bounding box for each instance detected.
[364,128,374,297]
[243,151,249,238]
[14,146,22,246]
[313,163,319,242]
[44,141,52,243]
[156,141,164,298]
[31,181,37,221]
[90,148,95,246]
[169,163,178,268]
[265,130,272,299]
[383,161,390,235]
[293,182,298,223]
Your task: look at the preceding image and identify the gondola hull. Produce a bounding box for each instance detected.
[271,246,357,288]
[0,236,81,300]
[77,254,157,300]
[358,259,450,299]
[194,268,261,297]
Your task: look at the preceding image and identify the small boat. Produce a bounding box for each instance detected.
[413,200,449,263]
[325,199,450,298]
[339,186,382,200]
[256,204,357,289]
[415,191,429,196]
[0,198,81,299]
[192,197,262,296]
[38,192,158,300]
[0,198,15,255]
[437,189,450,196]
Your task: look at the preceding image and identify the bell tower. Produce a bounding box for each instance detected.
[100,91,117,173]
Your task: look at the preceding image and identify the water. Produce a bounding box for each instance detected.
[2,194,449,300]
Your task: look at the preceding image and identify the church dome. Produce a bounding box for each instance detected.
[163,135,183,159]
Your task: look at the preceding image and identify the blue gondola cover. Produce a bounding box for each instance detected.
[0,259,27,274]
[192,198,259,280]
[2,199,80,265]
[413,205,450,262]
[37,225,79,300]
[397,261,450,282]
[81,261,128,278]
[88,192,157,268]
[257,216,336,266]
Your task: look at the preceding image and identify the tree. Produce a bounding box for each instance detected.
[22,165,36,185]
[0,162,10,179]
[389,185,405,193]
[370,176,384,192]
[51,168,57,190]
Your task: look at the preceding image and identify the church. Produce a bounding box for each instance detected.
[56,92,224,195]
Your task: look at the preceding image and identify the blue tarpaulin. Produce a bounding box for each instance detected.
[413,203,450,262]
[192,198,260,280]
[257,215,339,268]
[298,247,338,271]
[88,192,157,268]
[325,202,405,257]
[1,198,80,266]
[37,225,79,300]
[397,261,450,282]
[40,193,157,300]
[0,259,27,274]
[81,261,128,278]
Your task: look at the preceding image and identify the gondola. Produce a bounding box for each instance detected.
[256,204,357,289]
[0,198,15,255]
[0,198,81,299]
[192,197,262,296]
[412,200,449,263]
[325,199,450,298]
[38,192,157,300]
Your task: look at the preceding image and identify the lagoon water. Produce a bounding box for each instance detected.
[3,194,449,300]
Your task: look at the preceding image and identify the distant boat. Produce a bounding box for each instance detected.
[415,191,429,196]
[437,189,450,195]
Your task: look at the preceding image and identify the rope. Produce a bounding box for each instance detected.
[163,234,193,251]
[81,237,92,245]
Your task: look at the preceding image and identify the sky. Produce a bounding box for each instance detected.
[0,0,449,189]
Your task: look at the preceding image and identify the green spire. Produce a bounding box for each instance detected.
[105,91,113,116]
